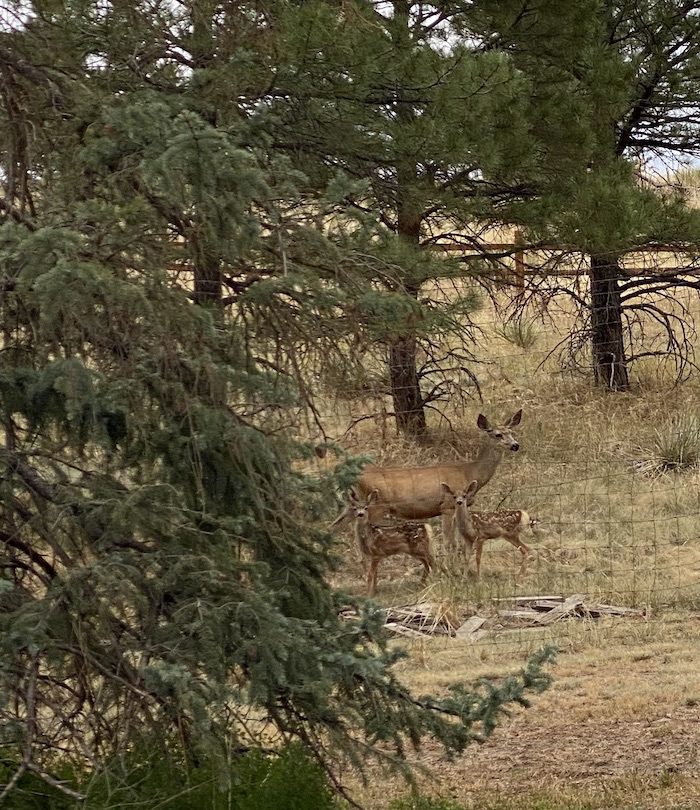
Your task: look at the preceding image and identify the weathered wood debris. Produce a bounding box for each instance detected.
[339,594,647,640]
[339,601,461,637]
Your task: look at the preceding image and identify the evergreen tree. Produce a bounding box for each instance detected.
[0,2,553,803]
[483,0,700,389]
[268,1,550,436]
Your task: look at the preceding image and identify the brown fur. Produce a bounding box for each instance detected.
[470,510,534,577]
[355,410,522,520]
[441,482,536,577]
[349,490,434,596]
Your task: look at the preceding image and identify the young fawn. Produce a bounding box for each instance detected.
[440,482,537,577]
[439,480,479,563]
[348,489,434,596]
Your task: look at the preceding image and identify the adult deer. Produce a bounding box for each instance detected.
[348,489,434,596]
[352,409,522,522]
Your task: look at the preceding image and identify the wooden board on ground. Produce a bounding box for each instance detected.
[455,615,488,642]
[339,594,646,639]
[532,593,587,625]
[493,593,646,629]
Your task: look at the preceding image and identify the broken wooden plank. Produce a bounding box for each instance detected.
[497,599,645,626]
[456,615,487,639]
[497,609,549,626]
[528,600,568,612]
[492,595,565,605]
[580,603,645,618]
[384,623,430,638]
[534,593,587,625]
[383,603,459,636]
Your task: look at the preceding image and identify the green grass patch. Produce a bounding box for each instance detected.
[0,743,339,810]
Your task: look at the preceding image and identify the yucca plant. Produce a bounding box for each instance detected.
[640,414,700,474]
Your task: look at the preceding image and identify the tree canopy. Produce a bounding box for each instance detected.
[0,1,556,804]
[493,0,700,387]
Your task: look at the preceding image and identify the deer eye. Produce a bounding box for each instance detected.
[492,431,502,438]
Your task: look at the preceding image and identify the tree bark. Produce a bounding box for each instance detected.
[385,0,427,438]
[390,211,426,437]
[589,255,629,390]
[192,240,222,307]
[189,1,222,308]
[388,290,426,437]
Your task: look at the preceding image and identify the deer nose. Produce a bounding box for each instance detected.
[511,442,520,451]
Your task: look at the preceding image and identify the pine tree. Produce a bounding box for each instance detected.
[484,0,700,389]
[0,3,553,803]
[268,1,549,436]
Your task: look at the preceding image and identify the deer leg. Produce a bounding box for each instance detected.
[474,539,483,577]
[504,533,532,578]
[354,535,369,577]
[464,537,475,572]
[367,559,379,597]
[440,509,456,557]
[516,542,532,578]
[357,550,369,579]
[419,552,433,583]
[420,533,435,580]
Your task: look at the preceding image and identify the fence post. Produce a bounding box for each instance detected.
[514,229,525,297]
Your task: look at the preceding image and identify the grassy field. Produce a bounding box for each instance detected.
[316,282,700,808]
[352,629,700,809]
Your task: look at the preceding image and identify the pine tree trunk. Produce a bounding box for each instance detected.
[192,242,222,307]
[189,1,221,308]
[388,289,426,437]
[589,255,629,390]
[390,219,426,437]
[386,0,427,438]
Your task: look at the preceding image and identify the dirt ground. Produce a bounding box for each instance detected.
[352,619,700,809]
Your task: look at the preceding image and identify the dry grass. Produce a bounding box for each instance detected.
[323,284,700,613]
[313,282,700,808]
[352,626,700,809]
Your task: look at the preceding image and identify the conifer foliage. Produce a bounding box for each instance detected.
[489,0,700,388]
[0,2,553,802]
[270,1,542,435]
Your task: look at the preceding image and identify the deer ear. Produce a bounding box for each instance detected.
[368,489,379,504]
[348,487,360,503]
[440,482,454,496]
[466,480,479,497]
[477,413,491,431]
[507,408,522,428]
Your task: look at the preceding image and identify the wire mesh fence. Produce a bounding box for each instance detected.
[312,285,700,653]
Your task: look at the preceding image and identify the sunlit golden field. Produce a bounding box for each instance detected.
[309,279,700,808]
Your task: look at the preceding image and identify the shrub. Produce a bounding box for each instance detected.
[81,743,339,810]
[0,756,76,809]
[233,744,338,810]
[639,413,700,474]
[0,744,338,809]
[496,318,539,349]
